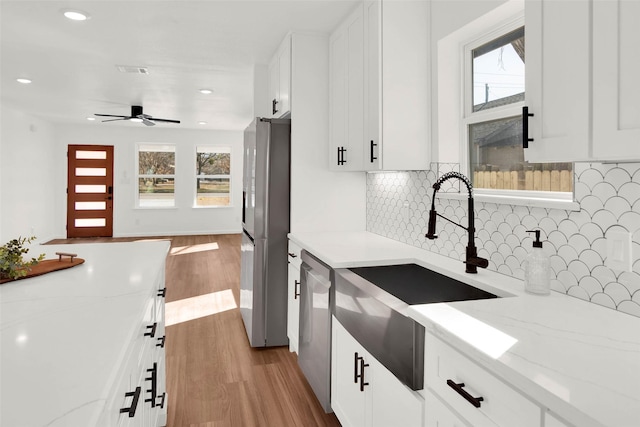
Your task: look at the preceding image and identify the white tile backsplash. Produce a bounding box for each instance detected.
[366,162,640,318]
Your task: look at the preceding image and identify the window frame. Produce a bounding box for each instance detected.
[193,145,232,209]
[135,143,177,209]
[459,12,573,204]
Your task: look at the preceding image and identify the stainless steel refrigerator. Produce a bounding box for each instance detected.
[240,118,291,347]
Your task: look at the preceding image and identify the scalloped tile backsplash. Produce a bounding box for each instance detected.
[366,162,640,318]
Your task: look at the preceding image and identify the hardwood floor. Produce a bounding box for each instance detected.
[48,234,340,427]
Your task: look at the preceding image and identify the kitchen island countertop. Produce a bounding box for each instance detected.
[289,230,640,427]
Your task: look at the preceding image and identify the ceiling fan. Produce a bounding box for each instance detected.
[95,105,180,126]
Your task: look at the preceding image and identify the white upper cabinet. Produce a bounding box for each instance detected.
[268,35,291,118]
[524,0,591,163]
[330,4,366,171]
[525,0,640,163]
[330,0,430,171]
[592,0,640,160]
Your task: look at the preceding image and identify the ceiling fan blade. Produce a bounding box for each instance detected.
[150,118,181,124]
[141,117,156,126]
[95,114,129,118]
[101,118,128,123]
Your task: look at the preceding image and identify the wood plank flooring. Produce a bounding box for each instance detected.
[47,234,340,427]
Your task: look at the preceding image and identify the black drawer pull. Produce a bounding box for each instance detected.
[370,140,378,163]
[157,392,166,409]
[294,280,300,299]
[144,323,157,338]
[156,335,166,348]
[288,252,298,258]
[447,379,484,408]
[145,362,158,407]
[157,288,166,298]
[522,106,534,148]
[359,357,370,392]
[272,99,279,115]
[120,386,141,417]
[337,147,347,165]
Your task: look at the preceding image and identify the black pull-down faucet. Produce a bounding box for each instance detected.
[425,172,489,274]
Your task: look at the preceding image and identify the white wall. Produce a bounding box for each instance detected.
[54,123,244,238]
[0,105,57,244]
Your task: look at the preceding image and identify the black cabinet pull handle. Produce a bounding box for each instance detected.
[120,386,141,417]
[156,335,165,348]
[337,147,347,165]
[156,392,166,409]
[157,288,166,298]
[145,362,158,407]
[522,106,534,149]
[447,379,484,408]
[370,140,378,163]
[294,280,300,299]
[288,252,298,258]
[272,99,279,115]
[354,352,362,383]
[359,357,370,392]
[144,323,157,338]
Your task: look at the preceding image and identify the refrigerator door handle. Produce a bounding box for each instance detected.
[242,190,247,224]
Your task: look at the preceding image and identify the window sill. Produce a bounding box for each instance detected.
[436,191,580,211]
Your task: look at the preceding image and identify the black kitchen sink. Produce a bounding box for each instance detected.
[348,263,498,305]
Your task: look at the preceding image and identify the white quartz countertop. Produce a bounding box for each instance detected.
[289,231,640,427]
[0,240,170,427]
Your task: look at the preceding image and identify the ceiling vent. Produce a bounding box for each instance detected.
[116,65,149,74]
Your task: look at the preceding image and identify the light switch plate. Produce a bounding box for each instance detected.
[605,230,632,272]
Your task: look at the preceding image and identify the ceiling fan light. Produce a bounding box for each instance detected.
[199,89,213,95]
[63,9,90,21]
[130,118,143,123]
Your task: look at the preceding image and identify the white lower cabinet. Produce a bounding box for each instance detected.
[287,240,302,353]
[425,333,539,427]
[424,387,470,427]
[331,316,424,427]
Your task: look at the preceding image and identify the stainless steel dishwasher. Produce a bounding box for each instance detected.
[298,250,333,413]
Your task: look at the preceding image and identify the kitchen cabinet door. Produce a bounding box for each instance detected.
[332,317,367,427]
[329,3,366,171]
[332,317,423,427]
[287,262,300,353]
[368,353,423,427]
[524,0,591,162]
[268,35,291,118]
[592,0,640,160]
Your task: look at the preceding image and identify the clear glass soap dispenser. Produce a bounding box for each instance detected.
[524,230,550,295]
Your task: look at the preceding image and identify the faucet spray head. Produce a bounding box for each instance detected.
[426,208,438,239]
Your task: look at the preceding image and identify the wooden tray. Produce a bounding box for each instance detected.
[0,257,85,284]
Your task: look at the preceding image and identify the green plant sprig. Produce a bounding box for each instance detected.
[0,236,45,280]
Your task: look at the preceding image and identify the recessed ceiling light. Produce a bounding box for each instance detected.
[16,78,32,84]
[198,121,208,125]
[86,117,96,121]
[199,89,213,95]
[63,9,90,21]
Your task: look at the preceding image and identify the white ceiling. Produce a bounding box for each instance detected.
[1,0,358,130]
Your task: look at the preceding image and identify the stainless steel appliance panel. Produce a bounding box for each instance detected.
[239,118,291,347]
[298,250,333,413]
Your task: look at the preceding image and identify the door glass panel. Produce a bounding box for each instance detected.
[76,150,107,160]
[75,184,106,193]
[75,201,106,210]
[75,218,106,227]
[75,167,107,176]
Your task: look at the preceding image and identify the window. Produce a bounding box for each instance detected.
[195,146,231,207]
[137,144,175,207]
[464,22,572,196]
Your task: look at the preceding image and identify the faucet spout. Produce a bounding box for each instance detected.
[424,172,488,273]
